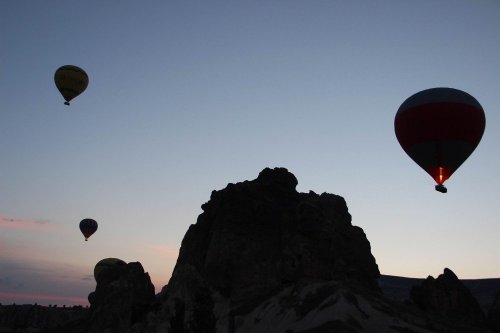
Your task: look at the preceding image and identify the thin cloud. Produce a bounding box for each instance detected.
[0,215,58,232]
[0,276,24,291]
[34,219,51,225]
[0,257,95,306]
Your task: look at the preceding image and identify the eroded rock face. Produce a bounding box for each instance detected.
[410,268,486,329]
[160,167,380,331]
[86,261,155,333]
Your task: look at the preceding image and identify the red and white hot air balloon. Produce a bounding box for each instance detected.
[395,87,486,193]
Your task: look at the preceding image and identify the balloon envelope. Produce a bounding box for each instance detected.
[54,65,88,105]
[87,291,96,305]
[395,87,485,189]
[94,258,126,284]
[79,218,98,241]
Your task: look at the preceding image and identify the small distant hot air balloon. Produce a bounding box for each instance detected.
[54,65,88,105]
[79,218,98,241]
[395,87,486,193]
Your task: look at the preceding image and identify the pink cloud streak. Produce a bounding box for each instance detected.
[0,215,58,232]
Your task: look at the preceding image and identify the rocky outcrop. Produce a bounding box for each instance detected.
[379,275,500,315]
[152,168,500,332]
[85,261,155,333]
[410,268,487,330]
[158,167,381,331]
[38,260,156,333]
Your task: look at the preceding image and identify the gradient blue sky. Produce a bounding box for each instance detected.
[1,1,500,306]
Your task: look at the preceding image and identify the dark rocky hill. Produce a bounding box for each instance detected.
[139,167,498,332]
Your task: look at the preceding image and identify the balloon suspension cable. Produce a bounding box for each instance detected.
[64,101,70,106]
[435,184,447,193]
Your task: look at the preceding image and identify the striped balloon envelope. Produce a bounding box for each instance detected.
[395,88,486,193]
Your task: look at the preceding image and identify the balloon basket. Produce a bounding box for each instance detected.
[435,184,447,193]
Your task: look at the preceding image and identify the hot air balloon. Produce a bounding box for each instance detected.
[87,291,96,305]
[94,258,126,284]
[54,65,88,105]
[395,87,485,193]
[79,218,98,241]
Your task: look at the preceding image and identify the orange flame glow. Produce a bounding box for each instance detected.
[432,166,451,185]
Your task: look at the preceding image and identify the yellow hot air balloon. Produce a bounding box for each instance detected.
[54,65,89,105]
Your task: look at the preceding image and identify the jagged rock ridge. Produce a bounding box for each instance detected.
[410,268,488,331]
[168,167,379,299]
[86,261,155,333]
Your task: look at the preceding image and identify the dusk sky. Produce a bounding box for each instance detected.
[1,1,500,306]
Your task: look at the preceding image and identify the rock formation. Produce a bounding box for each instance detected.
[379,274,500,315]
[410,268,487,330]
[184,169,374,292]
[85,261,155,333]
[151,167,499,332]
[153,167,434,332]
